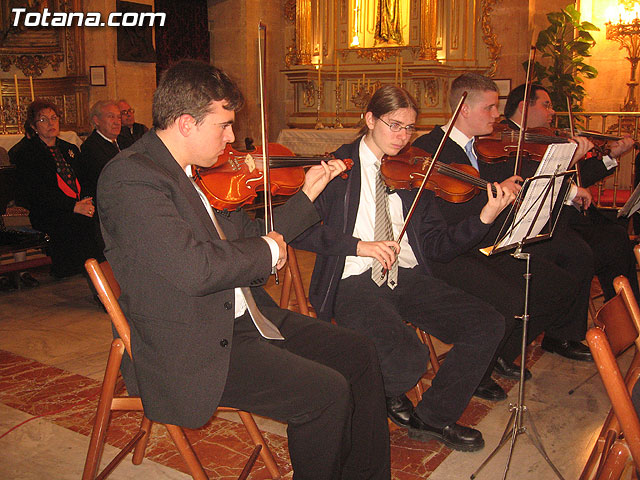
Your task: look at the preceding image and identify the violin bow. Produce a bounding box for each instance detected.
[514,45,536,177]
[258,22,278,281]
[566,96,583,187]
[392,92,468,249]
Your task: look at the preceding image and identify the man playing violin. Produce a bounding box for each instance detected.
[293,85,515,452]
[97,59,391,480]
[504,83,639,304]
[412,73,597,399]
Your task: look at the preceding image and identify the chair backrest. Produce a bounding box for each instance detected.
[85,258,131,357]
[594,276,640,356]
[587,328,640,469]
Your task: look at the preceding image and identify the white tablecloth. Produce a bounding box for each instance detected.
[0,131,83,153]
[276,128,361,156]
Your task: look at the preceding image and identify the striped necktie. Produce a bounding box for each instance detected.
[189,177,284,340]
[371,166,398,289]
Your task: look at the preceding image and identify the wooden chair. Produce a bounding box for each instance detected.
[634,244,640,269]
[580,275,640,480]
[586,333,640,479]
[82,258,281,480]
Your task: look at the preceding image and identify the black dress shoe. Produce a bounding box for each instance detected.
[19,271,40,288]
[541,336,593,362]
[473,378,507,401]
[494,356,532,381]
[408,417,485,452]
[386,394,415,428]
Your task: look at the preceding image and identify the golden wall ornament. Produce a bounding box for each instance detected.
[423,78,439,106]
[296,0,313,64]
[355,47,398,62]
[419,0,438,60]
[0,54,64,76]
[481,0,501,76]
[302,81,316,107]
[284,0,297,22]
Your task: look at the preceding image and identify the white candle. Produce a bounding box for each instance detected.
[336,57,340,87]
[29,76,34,101]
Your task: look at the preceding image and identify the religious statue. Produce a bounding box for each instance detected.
[374,0,403,46]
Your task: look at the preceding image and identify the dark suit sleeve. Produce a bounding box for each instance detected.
[98,155,273,297]
[579,153,612,187]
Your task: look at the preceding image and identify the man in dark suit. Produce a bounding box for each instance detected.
[116,99,148,149]
[81,100,122,198]
[412,73,595,395]
[503,83,638,302]
[97,59,390,480]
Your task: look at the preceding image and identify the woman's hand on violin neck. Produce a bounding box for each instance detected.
[301,159,348,202]
[265,231,288,270]
[609,135,634,158]
[479,182,515,225]
[357,240,400,269]
[500,176,523,196]
[569,136,595,167]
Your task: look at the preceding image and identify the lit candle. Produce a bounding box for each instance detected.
[29,76,34,101]
[367,79,371,90]
[14,74,19,109]
[399,57,403,86]
[336,57,340,88]
[317,64,321,89]
[357,78,361,89]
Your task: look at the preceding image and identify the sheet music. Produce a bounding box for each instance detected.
[618,182,640,218]
[495,143,577,249]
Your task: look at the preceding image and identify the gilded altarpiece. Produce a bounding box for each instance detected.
[283,0,500,129]
[0,0,89,134]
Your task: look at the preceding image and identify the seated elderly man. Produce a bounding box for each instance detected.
[116,99,148,149]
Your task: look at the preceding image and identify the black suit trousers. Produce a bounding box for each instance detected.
[332,268,504,428]
[218,308,390,480]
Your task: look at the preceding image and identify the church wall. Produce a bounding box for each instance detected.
[83,0,156,131]
[208,0,288,146]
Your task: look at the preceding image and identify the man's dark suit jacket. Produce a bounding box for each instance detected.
[81,130,121,198]
[118,122,148,150]
[292,137,491,321]
[97,130,319,429]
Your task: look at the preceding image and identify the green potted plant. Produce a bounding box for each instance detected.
[529,3,599,114]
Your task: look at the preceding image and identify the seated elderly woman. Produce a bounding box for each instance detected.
[8,100,102,278]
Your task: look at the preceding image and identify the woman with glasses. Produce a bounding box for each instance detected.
[8,100,102,278]
[292,85,516,452]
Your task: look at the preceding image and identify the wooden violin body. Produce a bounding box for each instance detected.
[381,146,494,203]
[194,143,352,211]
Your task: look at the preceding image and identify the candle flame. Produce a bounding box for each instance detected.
[606,2,640,24]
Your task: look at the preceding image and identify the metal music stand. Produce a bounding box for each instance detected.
[471,143,578,480]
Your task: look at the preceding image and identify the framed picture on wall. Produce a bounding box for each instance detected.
[90,66,106,86]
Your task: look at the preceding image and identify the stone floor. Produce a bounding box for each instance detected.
[0,252,631,479]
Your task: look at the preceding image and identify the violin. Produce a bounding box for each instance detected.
[381,146,496,203]
[193,142,353,211]
[474,124,619,165]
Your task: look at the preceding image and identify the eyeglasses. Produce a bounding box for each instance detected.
[120,108,135,115]
[377,117,416,134]
[539,101,553,110]
[36,115,59,124]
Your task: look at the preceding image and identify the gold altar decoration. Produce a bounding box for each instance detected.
[606,0,640,111]
[283,0,499,129]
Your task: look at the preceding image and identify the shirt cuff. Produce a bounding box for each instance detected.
[262,236,279,268]
[565,183,578,205]
[602,154,618,170]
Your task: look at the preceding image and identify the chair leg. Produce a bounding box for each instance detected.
[132,417,153,465]
[416,328,440,373]
[237,410,281,479]
[595,440,631,480]
[165,424,208,480]
[82,340,125,480]
[287,246,310,316]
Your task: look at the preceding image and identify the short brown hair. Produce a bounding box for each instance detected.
[152,60,244,130]
[25,99,61,138]
[449,73,498,111]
